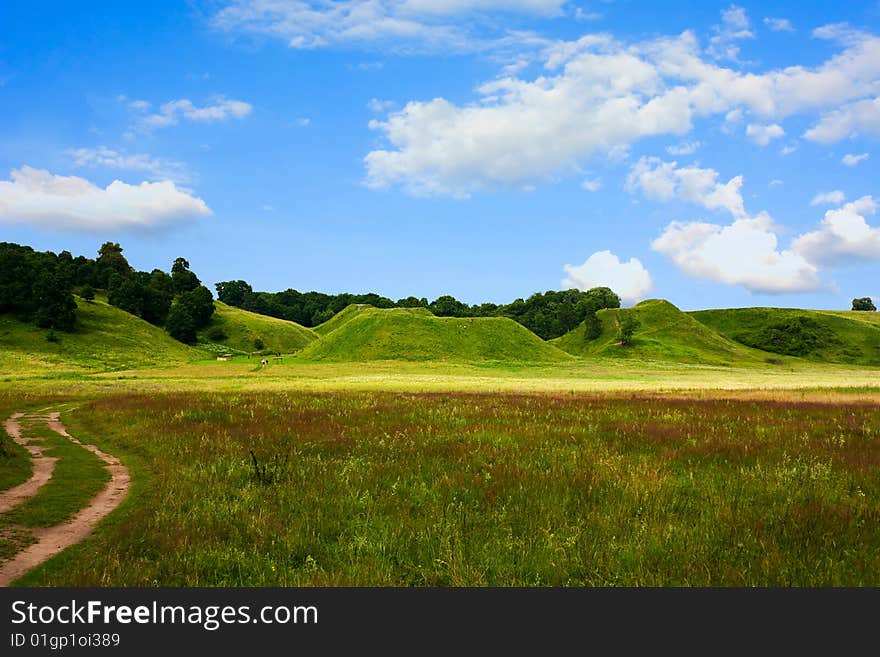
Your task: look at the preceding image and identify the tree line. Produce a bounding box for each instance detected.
[215,280,622,340]
[0,241,214,344]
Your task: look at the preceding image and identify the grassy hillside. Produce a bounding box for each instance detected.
[0,296,202,376]
[690,307,880,366]
[198,302,317,354]
[313,304,371,336]
[553,299,770,366]
[299,306,572,362]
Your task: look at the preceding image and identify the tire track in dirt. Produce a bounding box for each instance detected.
[0,412,130,586]
[0,414,58,514]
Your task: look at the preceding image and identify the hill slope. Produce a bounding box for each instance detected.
[553,299,770,365]
[690,307,880,366]
[313,304,371,336]
[299,306,572,362]
[198,302,317,354]
[0,296,202,375]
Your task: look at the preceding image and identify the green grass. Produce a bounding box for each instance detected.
[690,307,880,366]
[0,423,109,528]
[553,299,772,366]
[15,390,880,586]
[198,301,317,355]
[300,306,572,363]
[313,304,372,335]
[0,296,202,377]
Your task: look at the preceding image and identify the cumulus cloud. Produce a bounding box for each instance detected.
[136,97,252,130]
[0,166,211,232]
[666,140,701,155]
[580,177,602,192]
[708,4,754,61]
[211,0,566,52]
[842,152,869,166]
[626,157,747,218]
[562,250,653,304]
[652,215,820,293]
[364,24,880,196]
[746,122,785,145]
[763,17,794,32]
[805,97,880,143]
[792,196,880,266]
[632,158,822,293]
[810,190,846,206]
[67,146,188,183]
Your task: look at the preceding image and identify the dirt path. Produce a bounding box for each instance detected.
[0,412,130,586]
[0,414,58,514]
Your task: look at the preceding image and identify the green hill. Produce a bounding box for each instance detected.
[690,307,880,366]
[198,302,317,354]
[299,306,572,362]
[0,296,202,376]
[552,299,770,365]
[313,304,372,336]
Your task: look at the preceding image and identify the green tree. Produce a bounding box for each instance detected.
[177,285,215,328]
[33,270,76,331]
[852,297,877,311]
[583,309,602,341]
[77,284,95,302]
[141,270,174,326]
[165,301,197,343]
[96,242,131,288]
[107,273,144,316]
[171,257,201,295]
[215,280,254,307]
[618,315,639,346]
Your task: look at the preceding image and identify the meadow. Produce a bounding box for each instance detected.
[1,296,879,586]
[3,387,878,586]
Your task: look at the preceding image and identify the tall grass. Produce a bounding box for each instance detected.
[19,391,880,586]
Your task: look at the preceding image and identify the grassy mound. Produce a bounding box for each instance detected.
[690,307,880,366]
[553,299,769,365]
[198,302,317,354]
[313,304,372,336]
[0,296,202,376]
[299,306,572,362]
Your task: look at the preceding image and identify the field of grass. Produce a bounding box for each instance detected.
[0,296,202,377]
[691,307,880,366]
[198,301,317,355]
[10,389,878,586]
[299,306,572,363]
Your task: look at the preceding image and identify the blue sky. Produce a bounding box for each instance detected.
[1,1,879,310]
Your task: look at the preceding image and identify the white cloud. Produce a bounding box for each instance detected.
[580,177,602,192]
[633,158,821,293]
[626,157,747,218]
[763,17,794,32]
[295,117,311,126]
[746,122,785,145]
[562,250,653,304]
[368,98,396,112]
[793,196,880,266]
[769,178,783,186]
[666,140,701,155]
[67,146,188,183]
[140,97,252,130]
[0,166,211,232]
[810,190,846,206]
[365,25,880,196]
[574,8,602,22]
[212,0,566,52]
[780,144,798,155]
[805,97,880,143]
[708,4,754,61]
[842,152,869,166]
[652,215,820,293]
